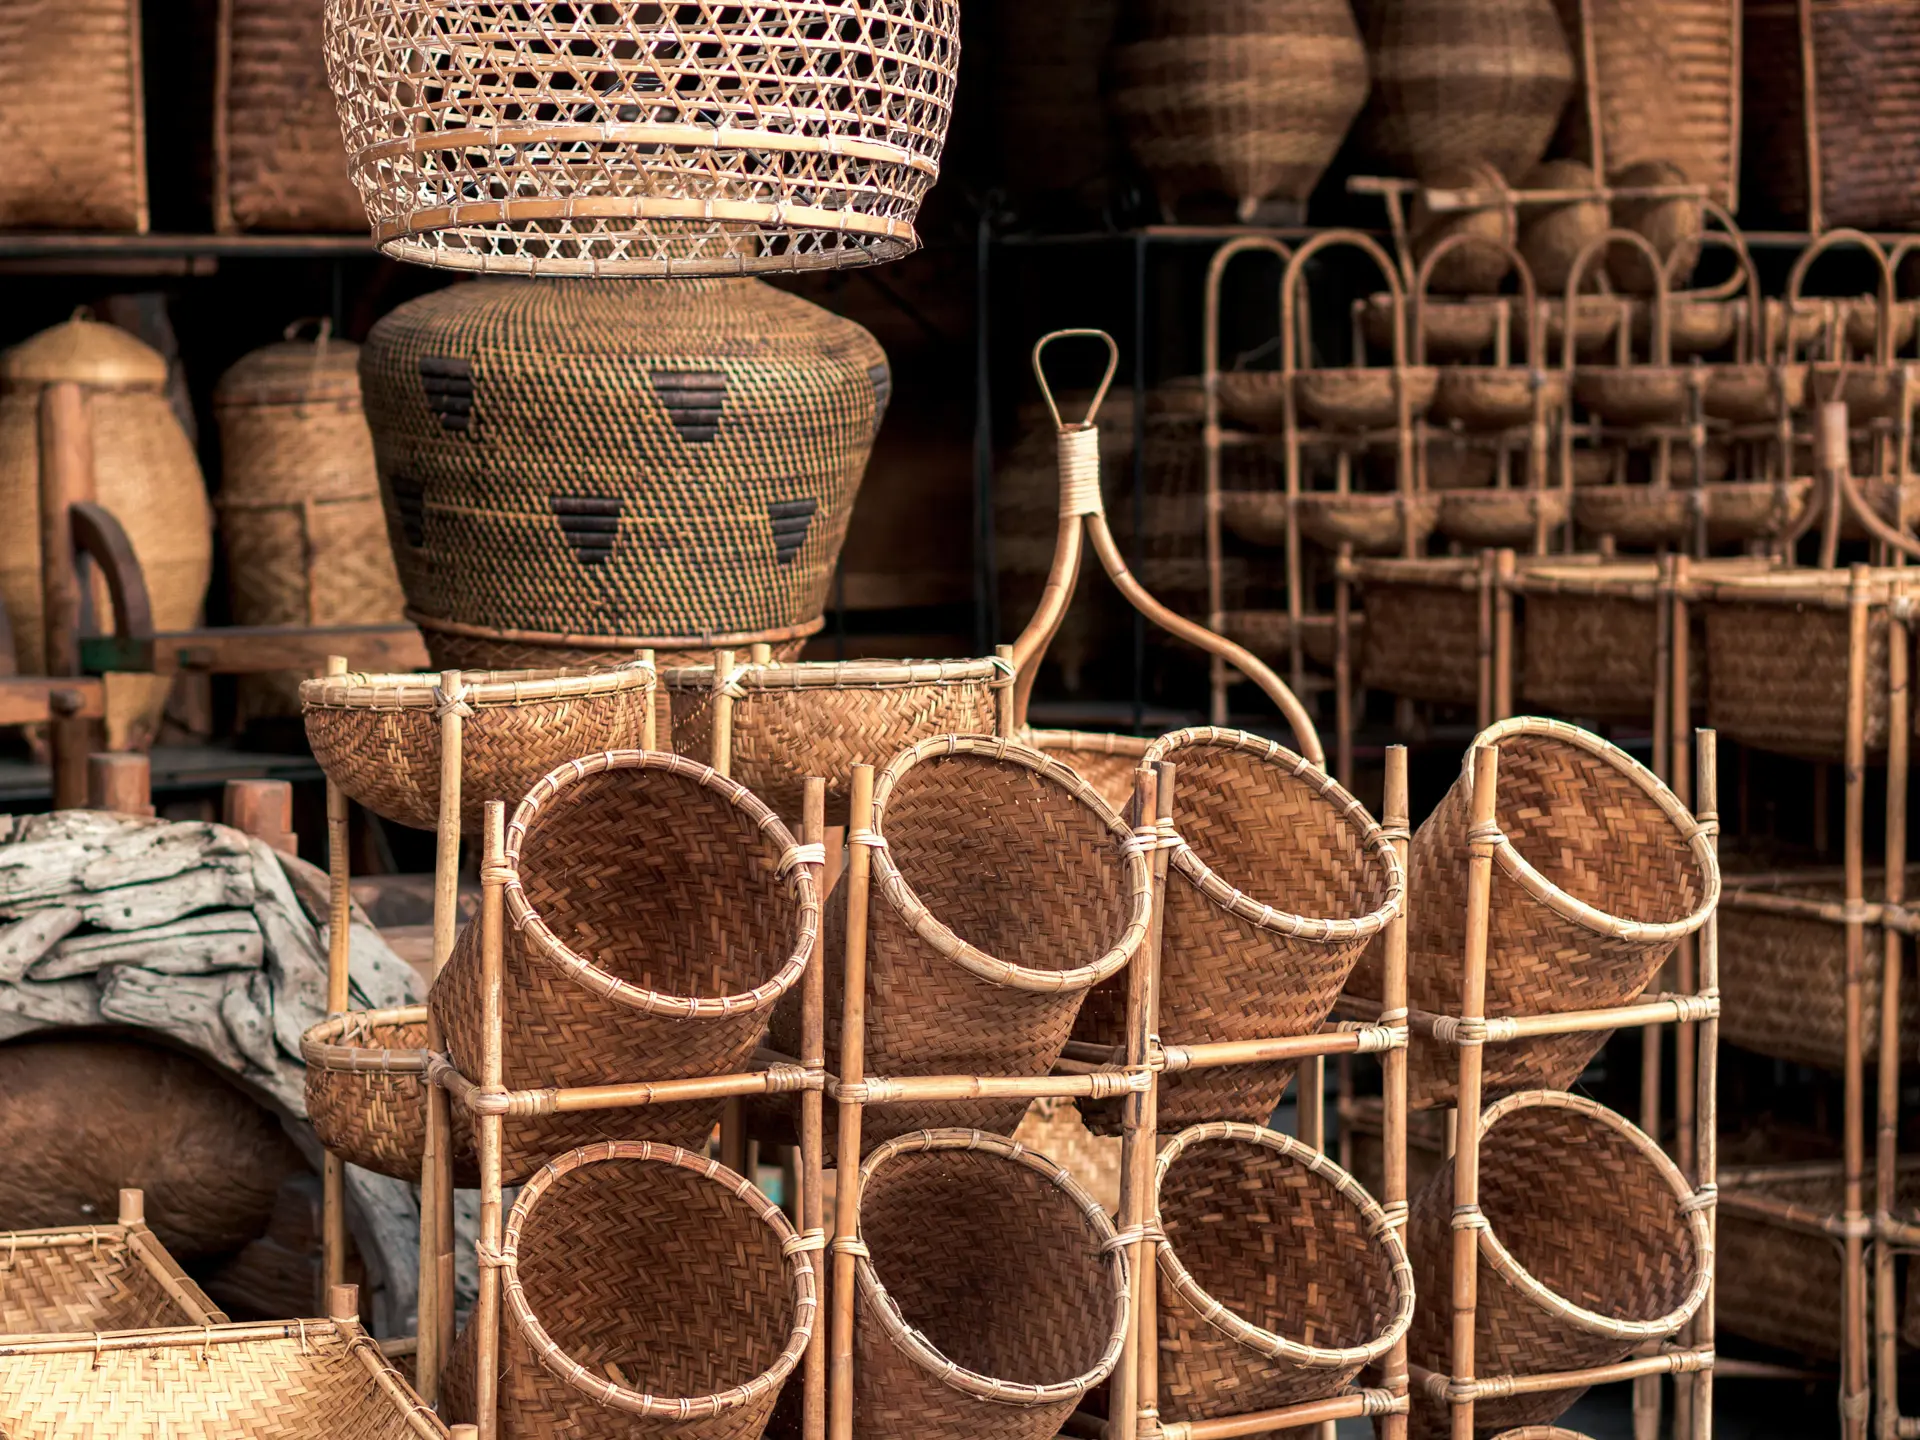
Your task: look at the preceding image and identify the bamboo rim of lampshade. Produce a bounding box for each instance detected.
[660,656,1013,695]
[1152,1122,1415,1370]
[300,660,656,712]
[1474,1091,1713,1343]
[868,734,1153,993]
[1469,717,1721,944]
[1142,727,1405,943]
[299,1007,432,1074]
[497,1141,815,1421]
[503,751,820,1020]
[853,1127,1130,1405]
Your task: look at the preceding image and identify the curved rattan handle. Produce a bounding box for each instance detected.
[1031,329,1120,432]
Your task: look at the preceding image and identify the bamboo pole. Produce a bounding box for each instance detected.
[1335,542,1354,789]
[1160,1389,1406,1440]
[1673,554,1698,1184]
[1476,551,1496,732]
[994,644,1015,740]
[474,802,507,1440]
[828,765,876,1440]
[1492,549,1515,722]
[39,381,96,811]
[1415,1347,1715,1402]
[321,653,351,1304]
[640,649,657,752]
[1844,566,1870,1440]
[1693,728,1720,1440]
[1379,745,1412,1440]
[1877,588,1910,1440]
[1113,763,1162,1440]
[799,776,828,1440]
[711,648,747,1177]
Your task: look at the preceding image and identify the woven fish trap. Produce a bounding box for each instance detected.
[322,1,959,276]
[1363,717,1718,1111]
[1154,1124,1414,1426]
[444,1142,813,1440]
[851,1128,1129,1440]
[301,1007,477,1185]
[431,751,819,1182]
[0,0,146,231]
[1025,730,1150,815]
[302,662,656,833]
[665,657,1008,821]
[1406,1091,1711,1437]
[1358,560,1489,708]
[0,1210,223,1336]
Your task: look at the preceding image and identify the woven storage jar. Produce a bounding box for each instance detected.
[851,1127,1129,1440]
[360,278,888,669]
[1405,1092,1711,1437]
[1357,559,1490,708]
[430,751,819,1183]
[1025,729,1150,815]
[323,0,959,276]
[1353,717,1718,1111]
[444,1142,813,1440]
[1154,1124,1414,1427]
[1,1207,224,1336]
[301,1007,477,1185]
[0,0,145,230]
[302,663,656,833]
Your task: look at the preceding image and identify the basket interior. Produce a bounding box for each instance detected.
[0,1241,187,1336]
[862,1149,1118,1387]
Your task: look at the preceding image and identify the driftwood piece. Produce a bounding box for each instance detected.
[29,911,265,981]
[97,967,256,1075]
[0,908,81,982]
[222,970,280,1075]
[0,974,99,1042]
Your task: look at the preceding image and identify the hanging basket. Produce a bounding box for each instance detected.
[1154,1124,1414,1425]
[431,751,820,1182]
[444,1142,814,1440]
[851,1128,1129,1440]
[0,1208,223,1337]
[301,1007,476,1186]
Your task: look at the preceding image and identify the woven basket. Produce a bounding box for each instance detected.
[1518,159,1610,295]
[431,751,819,1182]
[362,278,887,662]
[444,1142,813,1440]
[1412,161,1521,295]
[0,0,145,230]
[1296,492,1443,555]
[302,663,656,833]
[323,1,959,275]
[1358,561,1488,708]
[1371,294,1506,359]
[301,1007,476,1185]
[1154,1124,1414,1426]
[1406,1092,1711,1437]
[1520,570,1702,720]
[1574,481,1813,548]
[852,1128,1129,1439]
[1025,730,1149,815]
[1011,1099,1123,1215]
[665,658,1006,822]
[1,1210,224,1336]
[1438,488,1571,548]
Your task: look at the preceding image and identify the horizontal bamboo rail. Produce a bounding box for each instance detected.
[1409,993,1719,1044]
[430,1055,821,1117]
[832,1070,1151,1104]
[1057,1026,1405,1073]
[1155,1387,1405,1439]
[1412,1348,1714,1404]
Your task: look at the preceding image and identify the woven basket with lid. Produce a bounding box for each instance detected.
[0,0,145,230]
[1,1206,224,1337]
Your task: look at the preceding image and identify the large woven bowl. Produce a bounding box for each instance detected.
[1296,367,1440,430]
[445,1142,814,1440]
[1437,488,1571,547]
[1154,1124,1413,1425]
[431,751,819,1182]
[852,1128,1129,1440]
[1296,492,1442,555]
[301,1007,476,1186]
[1,1206,223,1337]
[1406,1092,1711,1437]
[302,663,656,832]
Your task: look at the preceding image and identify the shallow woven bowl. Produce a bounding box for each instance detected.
[1571,367,1692,426]
[1572,486,1692,546]
[302,1007,477,1186]
[1219,490,1290,547]
[1437,488,1571,547]
[1431,367,1567,431]
[1372,295,1502,360]
[1707,479,1817,544]
[1296,367,1439,430]
[1810,364,1911,423]
[1703,362,1809,423]
[1296,492,1441,555]
[1530,299,1623,359]
[1216,372,1290,433]
[1632,296,1737,356]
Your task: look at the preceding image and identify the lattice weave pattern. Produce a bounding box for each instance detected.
[0,1238,196,1335]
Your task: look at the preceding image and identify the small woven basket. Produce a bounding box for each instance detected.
[301,1007,476,1186]
[1025,730,1150,815]
[1406,1092,1711,1437]
[444,1142,814,1440]
[1154,1124,1414,1425]
[852,1128,1129,1440]
[1,1209,223,1336]
[431,752,819,1182]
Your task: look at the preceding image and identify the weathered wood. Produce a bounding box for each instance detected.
[221,971,279,1074]
[97,968,255,1075]
[251,839,331,1060]
[0,908,82,982]
[0,974,99,1041]
[0,819,250,911]
[73,860,258,932]
[29,911,265,981]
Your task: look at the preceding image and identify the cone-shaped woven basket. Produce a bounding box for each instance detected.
[1025,729,1150,814]
[431,751,819,1182]
[444,1142,813,1440]
[301,1007,476,1186]
[851,1128,1129,1440]
[1,1208,223,1336]
[1406,1092,1711,1437]
[1154,1124,1414,1425]
[302,662,656,833]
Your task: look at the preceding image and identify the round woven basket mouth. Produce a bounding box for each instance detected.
[298,1006,431,1075]
[300,660,656,715]
[1154,1123,1415,1371]
[500,1141,815,1422]
[868,735,1153,994]
[503,750,820,1021]
[1467,717,1720,945]
[853,1127,1130,1406]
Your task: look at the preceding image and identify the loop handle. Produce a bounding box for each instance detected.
[1032,329,1121,432]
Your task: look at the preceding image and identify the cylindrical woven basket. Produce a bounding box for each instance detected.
[0,1213,224,1336]
[1357,561,1488,708]
[0,0,145,230]
[301,663,657,833]
[1025,729,1150,815]
[851,1127,1129,1440]
[430,751,819,1182]
[1154,1124,1414,1425]
[301,1007,476,1186]
[444,1142,813,1440]
[1406,1092,1711,1437]
[1357,717,1718,1111]
[323,1,960,275]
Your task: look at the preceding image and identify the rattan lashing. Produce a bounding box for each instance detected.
[302,1006,477,1185]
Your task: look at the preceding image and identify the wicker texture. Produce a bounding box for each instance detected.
[323,1,959,276]
[1154,1124,1414,1425]
[852,1128,1128,1440]
[1521,590,1698,720]
[1025,730,1150,815]
[1406,1092,1710,1437]
[0,0,145,230]
[431,751,819,1182]
[1011,1099,1122,1215]
[1359,571,1485,707]
[445,1142,813,1440]
[301,1007,477,1185]
[1,1221,222,1335]
[218,0,365,231]
[1704,598,1892,763]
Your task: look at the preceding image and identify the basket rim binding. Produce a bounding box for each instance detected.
[869,733,1153,993]
[407,610,828,652]
[1023,729,1151,760]
[496,1140,815,1420]
[852,1126,1130,1405]
[300,1006,431,1075]
[659,656,1014,694]
[300,659,655,713]
[1474,1090,1714,1343]
[1143,726,1406,942]
[500,750,820,1020]
[1465,716,1722,943]
[1153,1121,1416,1369]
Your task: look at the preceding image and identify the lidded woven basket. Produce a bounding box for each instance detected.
[360,278,889,666]
[322,0,960,276]
[1405,1092,1711,1437]
[851,1128,1129,1440]
[1,1200,224,1337]
[301,1007,476,1185]
[430,751,819,1182]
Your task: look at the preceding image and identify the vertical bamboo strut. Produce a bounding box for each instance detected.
[799,776,828,1440]
[39,381,95,812]
[1476,551,1496,732]
[1843,566,1870,1440]
[828,765,876,1440]
[1116,764,1166,1440]
[1335,544,1354,789]
[1492,549,1515,722]
[1379,745,1413,1440]
[474,802,507,1440]
[1876,584,1910,1440]
[994,644,1015,739]
[1692,728,1720,1440]
[711,649,747,1177]
[1669,556,1698,1440]
[321,653,351,1304]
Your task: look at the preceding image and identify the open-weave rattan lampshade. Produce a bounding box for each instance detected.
[322,1,961,276]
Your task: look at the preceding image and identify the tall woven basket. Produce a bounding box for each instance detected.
[430,752,819,1181]
[301,1007,476,1185]
[1,1201,224,1336]
[322,0,960,275]
[444,1142,814,1440]
[1406,1092,1711,1436]
[1154,1124,1414,1426]
[0,0,146,230]
[851,1128,1129,1440]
